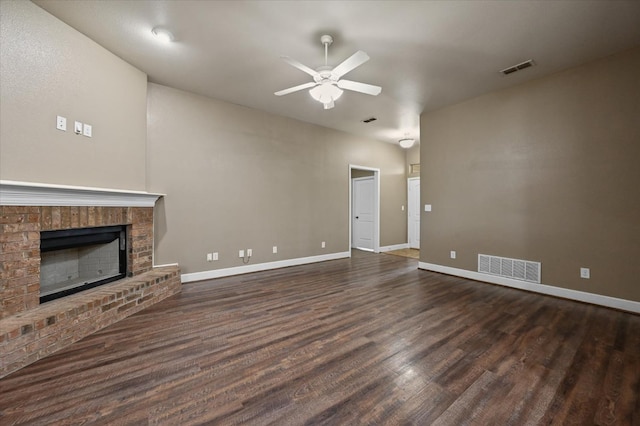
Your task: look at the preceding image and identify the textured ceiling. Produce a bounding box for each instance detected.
[33,0,640,146]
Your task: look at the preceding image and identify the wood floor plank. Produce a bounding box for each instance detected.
[1,250,639,425]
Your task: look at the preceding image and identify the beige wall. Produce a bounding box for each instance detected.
[420,47,640,302]
[0,0,147,190]
[147,83,407,274]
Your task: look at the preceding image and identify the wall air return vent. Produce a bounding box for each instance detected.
[478,254,540,283]
[500,59,535,76]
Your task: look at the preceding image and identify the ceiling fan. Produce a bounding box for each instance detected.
[275,35,382,110]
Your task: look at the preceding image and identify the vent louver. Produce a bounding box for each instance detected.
[478,254,540,283]
[500,59,535,76]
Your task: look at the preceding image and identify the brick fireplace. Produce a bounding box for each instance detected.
[0,181,182,378]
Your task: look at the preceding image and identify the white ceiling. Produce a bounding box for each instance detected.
[33,0,640,146]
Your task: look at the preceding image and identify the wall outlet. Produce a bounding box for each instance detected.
[321,241,326,248]
[424,204,432,212]
[212,252,218,261]
[239,249,244,258]
[273,246,277,254]
[450,250,456,259]
[206,253,213,262]
[247,249,252,257]
[56,115,67,131]
[401,205,405,211]
[580,268,590,279]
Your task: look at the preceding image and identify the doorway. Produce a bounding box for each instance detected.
[349,165,380,253]
[408,177,420,249]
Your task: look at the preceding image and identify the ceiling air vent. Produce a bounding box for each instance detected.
[362,117,377,123]
[500,59,535,76]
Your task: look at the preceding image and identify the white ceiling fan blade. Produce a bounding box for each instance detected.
[274,82,317,96]
[337,79,382,96]
[280,56,319,78]
[331,50,370,79]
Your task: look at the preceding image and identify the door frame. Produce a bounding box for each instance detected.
[407,177,420,249]
[349,165,380,254]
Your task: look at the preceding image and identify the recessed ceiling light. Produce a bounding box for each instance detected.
[151,27,174,43]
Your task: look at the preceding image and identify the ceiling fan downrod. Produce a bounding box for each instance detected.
[320,34,333,67]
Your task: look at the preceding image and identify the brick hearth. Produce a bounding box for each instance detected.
[0,204,181,378]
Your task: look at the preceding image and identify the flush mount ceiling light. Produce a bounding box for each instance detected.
[151,27,174,43]
[399,138,415,149]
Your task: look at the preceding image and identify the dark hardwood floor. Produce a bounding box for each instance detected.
[1,250,639,425]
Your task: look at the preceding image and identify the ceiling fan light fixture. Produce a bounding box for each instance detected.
[309,83,343,108]
[399,138,415,149]
[151,27,174,43]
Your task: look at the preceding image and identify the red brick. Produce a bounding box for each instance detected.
[78,207,88,227]
[34,318,46,330]
[7,327,21,340]
[2,239,38,254]
[4,275,38,288]
[0,232,27,243]
[2,222,40,232]
[1,206,38,214]
[41,206,52,229]
[51,207,61,229]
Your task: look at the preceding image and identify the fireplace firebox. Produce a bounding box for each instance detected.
[40,225,128,303]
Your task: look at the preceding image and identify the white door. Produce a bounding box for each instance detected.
[352,177,375,251]
[408,178,420,249]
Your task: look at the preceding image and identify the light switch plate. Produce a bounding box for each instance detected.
[74,121,83,134]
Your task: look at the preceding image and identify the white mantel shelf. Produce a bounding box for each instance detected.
[0,180,164,207]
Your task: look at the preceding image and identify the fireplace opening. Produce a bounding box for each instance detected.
[40,225,128,303]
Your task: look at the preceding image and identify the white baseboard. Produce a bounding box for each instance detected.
[182,251,351,283]
[379,243,410,252]
[419,262,640,314]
